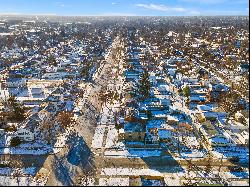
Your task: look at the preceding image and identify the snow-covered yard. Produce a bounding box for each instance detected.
[0,167,48,186]
[104,148,162,158]
[0,126,73,155]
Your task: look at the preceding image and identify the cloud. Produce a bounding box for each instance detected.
[134,3,248,16]
[111,2,117,5]
[136,4,168,11]
[135,3,186,12]
[172,7,186,12]
[55,1,67,7]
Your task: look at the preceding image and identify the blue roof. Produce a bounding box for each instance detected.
[7,77,24,82]
[158,129,172,139]
[124,122,145,132]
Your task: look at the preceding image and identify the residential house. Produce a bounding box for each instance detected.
[199,121,231,147]
[121,122,146,142]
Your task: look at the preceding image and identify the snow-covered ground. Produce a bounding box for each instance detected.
[0,175,48,186]
[220,171,249,179]
[0,146,52,155]
[0,127,73,155]
[0,167,36,176]
[112,141,126,149]
[180,150,205,158]
[105,126,118,148]
[163,174,181,186]
[100,105,114,125]
[53,127,73,153]
[101,167,163,177]
[99,177,130,186]
[212,146,249,160]
[91,125,106,149]
[104,148,162,158]
[77,177,95,186]
[0,126,74,155]
[184,136,200,148]
[0,167,49,186]
[100,113,109,125]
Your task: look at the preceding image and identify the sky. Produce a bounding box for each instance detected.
[0,0,249,16]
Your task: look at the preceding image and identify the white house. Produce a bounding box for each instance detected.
[0,88,9,101]
[15,128,34,142]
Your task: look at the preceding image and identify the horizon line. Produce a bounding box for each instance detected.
[0,14,249,17]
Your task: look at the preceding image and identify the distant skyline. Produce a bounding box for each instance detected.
[0,0,249,16]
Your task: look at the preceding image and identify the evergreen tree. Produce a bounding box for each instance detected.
[47,55,57,66]
[7,96,25,122]
[138,69,151,100]
[182,86,190,97]
[81,61,92,80]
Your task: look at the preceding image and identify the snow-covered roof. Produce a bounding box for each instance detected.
[124,123,144,133]
[151,110,168,118]
[158,129,172,139]
[197,105,212,111]
[210,136,230,144]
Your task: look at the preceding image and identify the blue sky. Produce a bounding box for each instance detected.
[0,0,248,16]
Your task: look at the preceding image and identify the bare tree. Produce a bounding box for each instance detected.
[40,112,56,144]
[234,75,249,99]
[218,89,243,124]
[11,156,23,186]
[56,111,75,129]
[75,170,95,186]
[204,152,213,176]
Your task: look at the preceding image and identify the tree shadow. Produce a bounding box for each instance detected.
[66,132,95,170]
[45,132,96,185]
